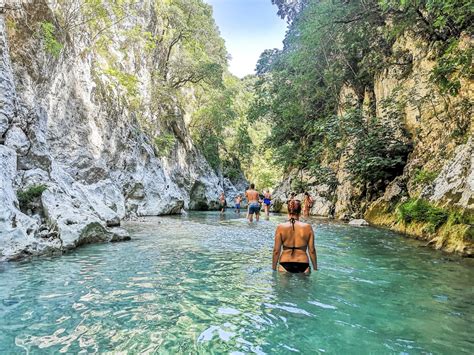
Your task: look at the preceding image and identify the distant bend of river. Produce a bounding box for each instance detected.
[0,211,473,353]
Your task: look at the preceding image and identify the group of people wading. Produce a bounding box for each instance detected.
[218,184,318,274]
[218,183,273,220]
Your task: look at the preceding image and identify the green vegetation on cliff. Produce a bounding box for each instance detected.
[40,21,63,57]
[17,184,47,212]
[251,0,472,192]
[397,198,448,232]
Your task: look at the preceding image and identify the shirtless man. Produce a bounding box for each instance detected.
[235,195,242,214]
[245,183,261,222]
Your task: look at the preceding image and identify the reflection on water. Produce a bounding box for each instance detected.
[0,212,473,353]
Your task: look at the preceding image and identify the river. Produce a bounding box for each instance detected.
[0,211,473,353]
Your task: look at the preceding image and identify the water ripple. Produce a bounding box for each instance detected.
[0,212,472,353]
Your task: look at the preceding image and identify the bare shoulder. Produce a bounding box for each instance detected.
[277,222,292,230]
[299,221,315,231]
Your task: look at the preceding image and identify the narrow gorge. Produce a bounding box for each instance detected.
[0,0,245,260]
[0,0,473,261]
[0,1,473,353]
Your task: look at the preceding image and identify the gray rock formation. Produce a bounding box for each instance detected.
[348,219,369,226]
[0,14,15,138]
[423,138,473,210]
[223,174,248,209]
[0,4,240,261]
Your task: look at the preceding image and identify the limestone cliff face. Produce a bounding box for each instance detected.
[272,34,473,254]
[0,1,236,260]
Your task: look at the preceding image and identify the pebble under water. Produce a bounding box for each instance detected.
[0,211,473,354]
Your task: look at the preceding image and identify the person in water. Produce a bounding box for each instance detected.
[219,192,227,214]
[303,191,314,218]
[245,183,261,222]
[272,199,318,273]
[263,189,272,217]
[235,194,242,214]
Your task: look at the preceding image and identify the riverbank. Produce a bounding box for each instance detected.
[2,205,471,263]
[270,185,474,257]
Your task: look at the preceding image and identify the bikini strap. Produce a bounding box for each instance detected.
[288,218,297,254]
[289,217,296,231]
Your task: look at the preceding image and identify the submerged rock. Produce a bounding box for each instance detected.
[348,219,369,226]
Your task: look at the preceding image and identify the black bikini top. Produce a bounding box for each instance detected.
[282,218,307,254]
[282,245,307,254]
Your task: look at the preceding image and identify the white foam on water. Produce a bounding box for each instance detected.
[282,344,300,352]
[218,329,236,342]
[263,303,313,317]
[197,325,220,342]
[308,300,337,310]
[218,307,241,315]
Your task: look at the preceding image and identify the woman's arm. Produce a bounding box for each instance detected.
[308,226,318,270]
[272,227,282,270]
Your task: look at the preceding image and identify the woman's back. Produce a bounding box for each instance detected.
[276,221,312,264]
[272,199,318,273]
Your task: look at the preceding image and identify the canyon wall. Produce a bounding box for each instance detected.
[0,1,238,260]
[272,34,473,255]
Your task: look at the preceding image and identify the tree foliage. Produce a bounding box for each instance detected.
[271,0,308,22]
[252,0,472,191]
[151,0,227,89]
[190,75,254,178]
[344,112,411,185]
[40,21,63,57]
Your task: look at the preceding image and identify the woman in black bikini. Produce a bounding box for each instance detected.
[272,199,318,273]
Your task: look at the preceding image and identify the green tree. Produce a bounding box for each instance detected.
[251,0,471,194]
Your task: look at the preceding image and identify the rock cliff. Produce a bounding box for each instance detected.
[0,1,240,260]
[272,34,473,255]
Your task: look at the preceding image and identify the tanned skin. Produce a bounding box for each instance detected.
[272,214,318,273]
[245,187,260,222]
[219,192,226,214]
[263,190,272,217]
[303,193,313,218]
[235,195,242,213]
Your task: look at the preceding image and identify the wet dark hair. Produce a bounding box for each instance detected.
[288,199,302,215]
[250,183,255,189]
[288,199,302,230]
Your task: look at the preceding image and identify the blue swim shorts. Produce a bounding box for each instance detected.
[248,203,260,215]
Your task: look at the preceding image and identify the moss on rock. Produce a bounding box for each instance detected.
[366,198,474,256]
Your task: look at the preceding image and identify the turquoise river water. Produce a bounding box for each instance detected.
[0,211,473,354]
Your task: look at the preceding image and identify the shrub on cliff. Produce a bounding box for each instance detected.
[397,198,448,231]
[40,21,63,58]
[17,184,47,212]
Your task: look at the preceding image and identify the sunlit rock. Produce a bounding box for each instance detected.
[0,4,239,261]
[348,219,369,226]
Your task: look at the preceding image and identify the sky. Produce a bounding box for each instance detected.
[205,0,287,78]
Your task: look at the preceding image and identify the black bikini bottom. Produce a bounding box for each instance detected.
[280,262,310,273]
